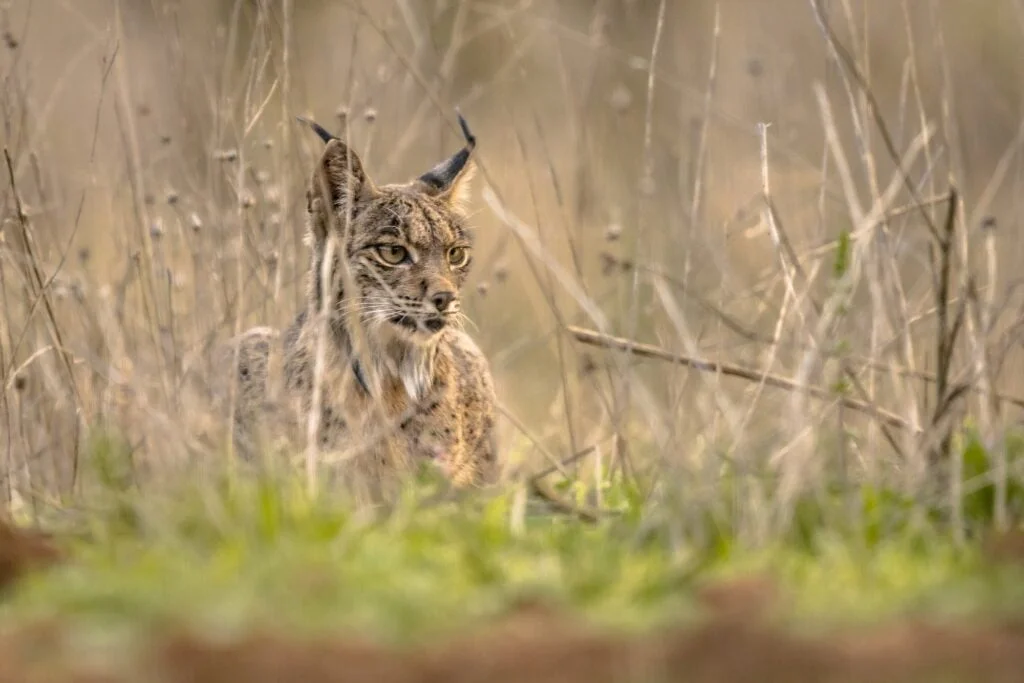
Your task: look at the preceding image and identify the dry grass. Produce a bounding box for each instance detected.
[2,0,1024,540]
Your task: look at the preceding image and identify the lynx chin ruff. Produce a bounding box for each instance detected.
[227,112,498,495]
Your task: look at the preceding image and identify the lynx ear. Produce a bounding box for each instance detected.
[296,116,337,145]
[298,117,377,239]
[415,111,477,211]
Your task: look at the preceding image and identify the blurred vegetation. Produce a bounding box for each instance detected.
[3,0,1024,653]
[6,440,1024,648]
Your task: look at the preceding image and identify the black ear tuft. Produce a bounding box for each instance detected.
[296,116,338,144]
[301,118,377,242]
[455,107,476,151]
[417,109,477,195]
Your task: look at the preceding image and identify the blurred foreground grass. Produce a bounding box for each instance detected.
[3,430,1024,648]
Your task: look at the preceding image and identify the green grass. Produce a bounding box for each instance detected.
[4,450,1024,649]
[5,472,693,643]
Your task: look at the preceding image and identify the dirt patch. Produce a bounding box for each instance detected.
[3,572,1024,682]
[0,619,120,683]
[0,518,64,593]
[983,529,1024,568]
[694,574,779,621]
[142,608,1024,683]
[156,630,415,683]
[94,579,1024,683]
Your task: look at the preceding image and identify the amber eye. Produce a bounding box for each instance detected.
[376,245,409,265]
[447,246,470,268]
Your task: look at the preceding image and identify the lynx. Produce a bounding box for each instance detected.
[226,113,498,494]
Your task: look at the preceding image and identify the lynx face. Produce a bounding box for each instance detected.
[344,190,474,343]
[301,115,477,347]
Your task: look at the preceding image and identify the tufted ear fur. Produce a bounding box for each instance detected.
[298,117,377,241]
[426,159,475,214]
[414,111,477,212]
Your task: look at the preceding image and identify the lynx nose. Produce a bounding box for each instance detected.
[430,290,456,313]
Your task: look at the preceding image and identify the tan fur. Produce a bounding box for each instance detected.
[228,117,498,495]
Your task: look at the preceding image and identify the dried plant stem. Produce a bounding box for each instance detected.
[304,113,393,497]
[530,478,601,524]
[305,234,337,494]
[274,0,293,305]
[496,403,603,524]
[3,149,83,491]
[810,0,940,240]
[225,15,269,476]
[929,189,964,466]
[529,443,602,484]
[976,221,1004,529]
[567,325,919,435]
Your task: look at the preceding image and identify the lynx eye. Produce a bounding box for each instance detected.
[447,246,470,268]
[376,245,409,266]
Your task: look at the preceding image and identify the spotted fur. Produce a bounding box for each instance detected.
[231,114,498,493]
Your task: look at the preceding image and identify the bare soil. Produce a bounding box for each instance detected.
[0,518,63,594]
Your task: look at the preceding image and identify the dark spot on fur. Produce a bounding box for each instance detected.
[424,317,445,333]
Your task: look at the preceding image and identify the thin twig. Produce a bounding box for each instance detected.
[567,325,920,434]
[810,0,940,241]
[3,150,82,411]
[529,444,601,483]
[529,478,602,524]
[930,189,963,465]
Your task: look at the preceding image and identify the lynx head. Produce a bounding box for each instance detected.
[298,113,477,346]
